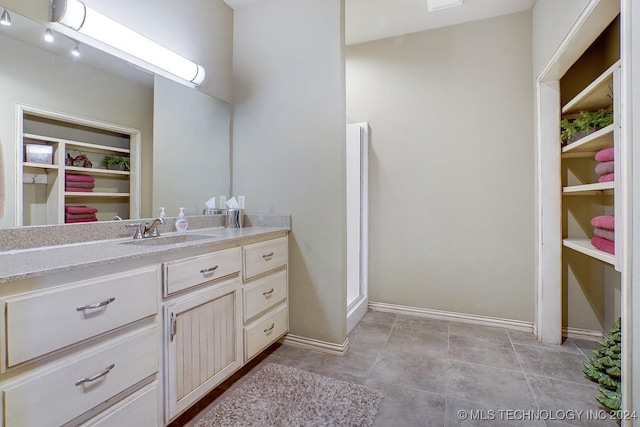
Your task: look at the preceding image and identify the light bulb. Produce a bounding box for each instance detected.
[44,29,54,43]
[0,9,11,26]
[71,43,80,57]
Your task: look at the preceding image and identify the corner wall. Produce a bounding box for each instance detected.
[231,0,347,345]
[346,11,535,322]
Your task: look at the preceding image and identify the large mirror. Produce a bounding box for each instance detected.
[0,8,231,228]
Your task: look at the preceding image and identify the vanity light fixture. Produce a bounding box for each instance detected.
[71,42,80,57]
[44,28,54,42]
[0,9,11,26]
[426,0,463,12]
[51,0,206,85]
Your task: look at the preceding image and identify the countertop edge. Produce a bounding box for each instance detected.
[0,227,289,284]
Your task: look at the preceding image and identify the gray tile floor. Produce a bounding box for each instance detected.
[172,310,617,427]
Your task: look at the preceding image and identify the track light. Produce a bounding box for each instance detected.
[71,42,80,57]
[51,0,205,85]
[0,9,11,26]
[44,28,54,42]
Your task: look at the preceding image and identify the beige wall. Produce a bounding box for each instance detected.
[346,11,535,322]
[532,0,590,76]
[232,0,347,345]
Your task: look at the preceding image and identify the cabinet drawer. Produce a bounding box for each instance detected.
[243,237,288,279]
[2,326,158,427]
[82,382,159,427]
[244,304,288,361]
[243,269,287,322]
[164,247,241,295]
[2,266,158,368]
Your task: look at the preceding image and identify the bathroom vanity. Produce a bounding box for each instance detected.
[0,220,289,426]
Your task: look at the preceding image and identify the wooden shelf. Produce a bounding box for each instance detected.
[561,125,613,158]
[562,61,618,114]
[65,192,130,198]
[563,182,614,195]
[23,162,59,171]
[563,238,614,265]
[65,166,130,177]
[24,133,130,155]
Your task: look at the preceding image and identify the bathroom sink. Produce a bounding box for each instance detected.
[121,234,217,246]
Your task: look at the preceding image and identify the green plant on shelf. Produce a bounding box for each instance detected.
[102,155,130,171]
[560,108,614,145]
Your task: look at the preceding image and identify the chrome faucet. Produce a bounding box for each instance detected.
[143,217,166,238]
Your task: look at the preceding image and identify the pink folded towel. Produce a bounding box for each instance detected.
[65,187,94,192]
[65,173,95,183]
[595,161,614,176]
[65,218,98,223]
[65,213,97,220]
[591,236,614,254]
[595,147,614,162]
[599,173,614,183]
[64,182,95,189]
[591,215,614,230]
[65,205,98,214]
[593,227,615,241]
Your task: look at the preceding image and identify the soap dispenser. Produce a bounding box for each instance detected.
[175,208,188,233]
[159,207,166,219]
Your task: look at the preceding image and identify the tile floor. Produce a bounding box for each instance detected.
[171,310,617,427]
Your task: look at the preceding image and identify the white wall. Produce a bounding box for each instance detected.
[532,0,590,77]
[346,11,535,322]
[232,0,347,345]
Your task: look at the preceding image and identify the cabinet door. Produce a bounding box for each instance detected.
[164,277,242,421]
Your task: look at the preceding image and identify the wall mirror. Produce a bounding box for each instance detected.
[0,8,231,228]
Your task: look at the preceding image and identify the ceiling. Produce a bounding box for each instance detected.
[224,0,536,45]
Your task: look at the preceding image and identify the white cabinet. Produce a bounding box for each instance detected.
[1,326,157,427]
[162,234,289,422]
[242,236,289,362]
[81,382,160,427]
[0,266,161,427]
[0,267,158,369]
[163,251,243,422]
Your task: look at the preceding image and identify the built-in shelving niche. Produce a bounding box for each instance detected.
[558,15,621,337]
[18,106,141,226]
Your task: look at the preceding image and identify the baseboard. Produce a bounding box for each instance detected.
[347,296,368,334]
[368,302,535,333]
[562,326,604,342]
[281,334,350,356]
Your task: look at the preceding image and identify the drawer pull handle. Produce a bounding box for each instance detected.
[170,313,177,342]
[75,364,115,386]
[200,265,219,274]
[262,252,274,259]
[264,323,275,333]
[76,297,116,312]
[262,288,275,297]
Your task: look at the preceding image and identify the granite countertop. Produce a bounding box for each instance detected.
[0,226,289,284]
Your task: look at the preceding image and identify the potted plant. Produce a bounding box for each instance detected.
[102,155,130,171]
[560,108,614,145]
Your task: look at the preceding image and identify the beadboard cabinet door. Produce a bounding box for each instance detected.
[164,277,242,421]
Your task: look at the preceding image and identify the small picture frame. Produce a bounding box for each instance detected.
[25,144,54,164]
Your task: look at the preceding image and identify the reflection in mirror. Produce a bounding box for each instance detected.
[0,9,231,229]
[153,76,231,217]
